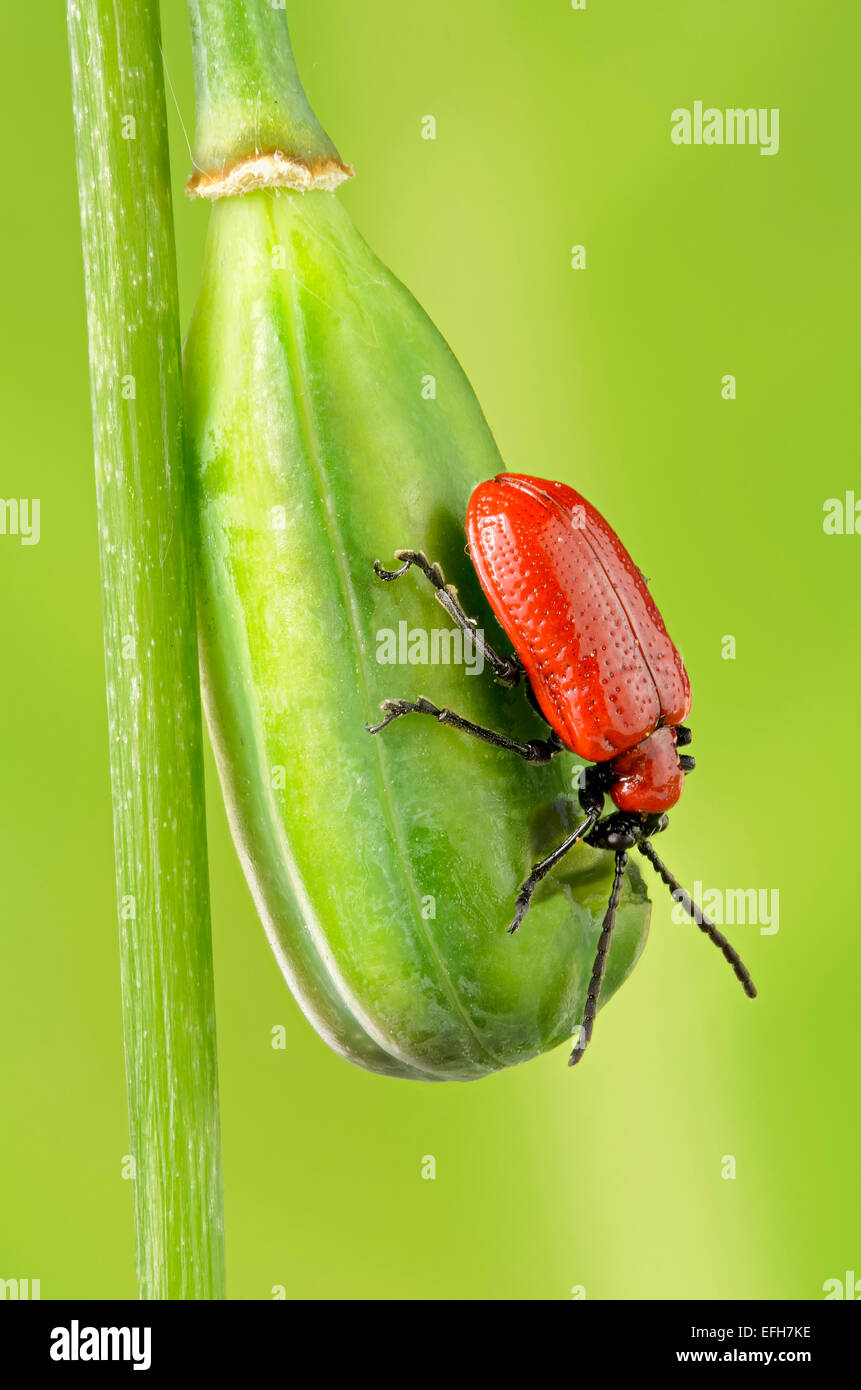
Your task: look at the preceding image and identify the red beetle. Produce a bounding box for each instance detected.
[369,473,756,1065]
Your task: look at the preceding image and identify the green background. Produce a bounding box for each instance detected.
[1,0,858,1299]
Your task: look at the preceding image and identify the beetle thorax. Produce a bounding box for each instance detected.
[608,726,685,814]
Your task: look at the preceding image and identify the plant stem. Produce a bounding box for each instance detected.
[67,0,225,1300]
[186,0,352,197]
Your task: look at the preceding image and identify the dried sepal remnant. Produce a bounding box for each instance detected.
[186,149,354,200]
[187,0,351,201]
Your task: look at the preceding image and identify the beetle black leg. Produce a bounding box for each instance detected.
[507,809,600,935]
[366,695,564,763]
[373,550,522,687]
[637,840,757,999]
[569,849,628,1066]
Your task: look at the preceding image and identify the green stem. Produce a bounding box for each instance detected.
[187,0,352,197]
[67,0,225,1300]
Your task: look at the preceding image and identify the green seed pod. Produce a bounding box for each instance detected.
[184,2,650,1080]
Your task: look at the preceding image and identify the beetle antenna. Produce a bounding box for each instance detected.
[569,849,627,1066]
[637,840,757,999]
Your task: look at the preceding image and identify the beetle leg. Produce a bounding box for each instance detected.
[366,695,563,762]
[578,762,613,818]
[373,550,522,687]
[569,850,628,1066]
[507,808,600,935]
